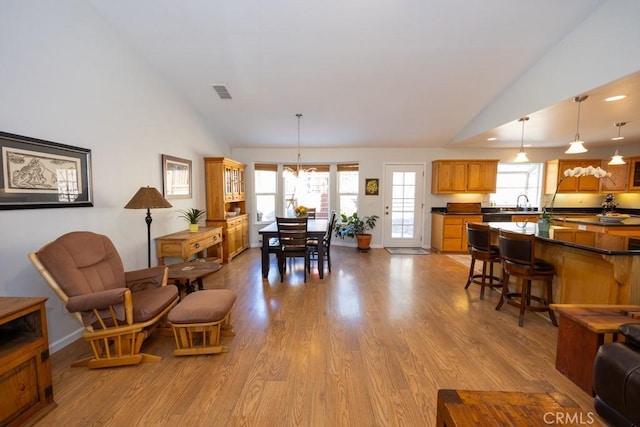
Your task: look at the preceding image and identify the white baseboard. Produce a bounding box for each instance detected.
[50,328,84,354]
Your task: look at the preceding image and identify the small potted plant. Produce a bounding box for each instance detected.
[178,208,206,232]
[334,212,379,251]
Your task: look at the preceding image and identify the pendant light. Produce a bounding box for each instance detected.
[608,122,626,166]
[283,113,316,178]
[514,116,529,162]
[565,95,588,154]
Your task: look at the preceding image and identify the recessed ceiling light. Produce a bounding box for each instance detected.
[605,94,626,102]
[487,137,497,141]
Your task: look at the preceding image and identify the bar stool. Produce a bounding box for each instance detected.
[464,222,502,300]
[495,229,557,327]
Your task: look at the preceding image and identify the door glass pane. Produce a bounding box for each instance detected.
[391,172,416,238]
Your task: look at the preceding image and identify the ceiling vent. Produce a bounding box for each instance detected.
[211,85,232,100]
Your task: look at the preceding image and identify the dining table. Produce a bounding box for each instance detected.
[258,219,328,279]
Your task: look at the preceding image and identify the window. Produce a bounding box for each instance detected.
[337,163,359,216]
[254,164,277,222]
[491,163,543,208]
[283,165,330,219]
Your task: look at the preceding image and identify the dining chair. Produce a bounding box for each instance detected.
[276,216,310,282]
[495,228,557,327]
[308,210,337,273]
[306,208,317,219]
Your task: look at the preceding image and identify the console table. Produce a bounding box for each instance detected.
[0,297,55,426]
[156,227,223,265]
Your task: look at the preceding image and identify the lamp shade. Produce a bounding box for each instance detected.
[514,151,529,163]
[564,141,587,154]
[124,186,173,209]
[608,150,626,166]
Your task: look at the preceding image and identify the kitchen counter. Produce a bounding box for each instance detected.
[483,221,640,305]
[554,215,640,227]
[486,222,640,255]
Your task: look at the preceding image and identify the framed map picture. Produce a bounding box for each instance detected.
[365,178,379,196]
[0,131,93,210]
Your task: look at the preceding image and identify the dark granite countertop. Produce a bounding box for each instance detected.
[554,216,640,227]
[485,222,640,255]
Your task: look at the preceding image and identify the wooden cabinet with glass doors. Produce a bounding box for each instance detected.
[204,157,249,263]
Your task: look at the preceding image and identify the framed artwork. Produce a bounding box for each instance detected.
[162,154,192,199]
[365,178,379,196]
[0,131,93,210]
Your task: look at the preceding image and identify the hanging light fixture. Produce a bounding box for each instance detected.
[514,116,530,162]
[283,113,316,178]
[565,95,588,154]
[608,122,626,165]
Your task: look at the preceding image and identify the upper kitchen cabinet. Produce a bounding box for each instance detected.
[467,161,498,192]
[431,160,498,194]
[629,156,640,192]
[600,159,628,192]
[544,159,601,194]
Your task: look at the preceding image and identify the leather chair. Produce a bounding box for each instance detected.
[593,323,640,427]
[495,229,557,327]
[464,222,502,300]
[29,231,179,368]
[276,216,310,282]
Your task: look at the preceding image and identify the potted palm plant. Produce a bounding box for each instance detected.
[178,208,206,232]
[334,212,379,251]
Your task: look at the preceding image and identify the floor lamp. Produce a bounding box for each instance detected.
[124,186,172,267]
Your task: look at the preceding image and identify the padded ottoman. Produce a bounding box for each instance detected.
[167,289,236,356]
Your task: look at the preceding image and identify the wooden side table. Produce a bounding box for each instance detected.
[167,259,222,295]
[156,227,223,265]
[436,389,587,426]
[551,303,640,395]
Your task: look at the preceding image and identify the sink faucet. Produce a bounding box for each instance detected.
[516,194,529,211]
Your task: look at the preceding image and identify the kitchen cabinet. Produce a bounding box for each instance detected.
[628,156,640,192]
[600,159,628,192]
[204,157,249,263]
[549,228,596,246]
[0,297,55,426]
[510,214,540,223]
[431,160,498,194]
[467,161,498,192]
[544,159,601,194]
[431,214,483,252]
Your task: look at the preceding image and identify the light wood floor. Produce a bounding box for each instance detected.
[39,247,605,426]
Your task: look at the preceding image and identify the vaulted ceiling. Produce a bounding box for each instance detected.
[88,0,640,151]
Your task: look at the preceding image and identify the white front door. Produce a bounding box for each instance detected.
[382,163,425,248]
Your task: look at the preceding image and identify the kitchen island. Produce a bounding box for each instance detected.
[485,222,640,305]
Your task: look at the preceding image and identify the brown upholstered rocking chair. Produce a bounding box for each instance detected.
[29,231,179,369]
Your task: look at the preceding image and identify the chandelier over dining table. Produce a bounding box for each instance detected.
[283,113,316,178]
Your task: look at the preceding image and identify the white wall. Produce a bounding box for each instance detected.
[233,144,640,250]
[0,0,227,351]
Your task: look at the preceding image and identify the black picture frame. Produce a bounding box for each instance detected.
[0,131,93,210]
[365,178,379,196]
[162,154,192,199]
